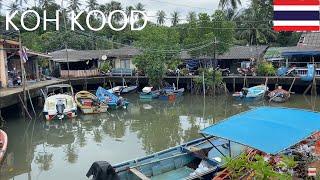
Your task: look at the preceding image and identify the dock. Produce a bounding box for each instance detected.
[0,78,67,109]
[0,75,319,109]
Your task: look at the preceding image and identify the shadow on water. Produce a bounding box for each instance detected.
[0,94,319,179]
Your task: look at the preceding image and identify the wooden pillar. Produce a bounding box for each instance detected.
[0,44,8,88]
[34,58,40,81]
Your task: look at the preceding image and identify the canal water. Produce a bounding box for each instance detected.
[1,94,320,179]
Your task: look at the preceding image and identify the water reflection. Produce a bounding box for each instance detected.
[0,94,320,179]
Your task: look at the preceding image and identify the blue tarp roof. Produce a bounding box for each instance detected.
[282,51,320,57]
[201,107,320,154]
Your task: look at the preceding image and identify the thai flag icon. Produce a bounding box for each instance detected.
[273,0,320,32]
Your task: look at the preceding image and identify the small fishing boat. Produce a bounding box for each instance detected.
[43,84,77,121]
[86,107,320,180]
[121,85,138,94]
[0,129,8,163]
[96,87,129,110]
[300,64,315,82]
[159,92,176,101]
[139,87,160,99]
[163,86,185,97]
[268,86,290,103]
[75,91,108,114]
[232,85,268,101]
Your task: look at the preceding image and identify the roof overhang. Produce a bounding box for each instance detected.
[201,107,320,155]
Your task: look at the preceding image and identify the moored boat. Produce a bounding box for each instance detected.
[139,87,160,99]
[0,129,8,163]
[75,91,108,114]
[96,87,129,110]
[86,107,320,180]
[159,92,176,101]
[121,85,138,94]
[43,84,77,121]
[232,85,268,101]
[268,86,290,103]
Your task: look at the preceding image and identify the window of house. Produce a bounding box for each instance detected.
[120,59,130,69]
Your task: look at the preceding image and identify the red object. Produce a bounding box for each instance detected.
[0,130,8,163]
[274,0,319,5]
[82,99,93,106]
[273,26,320,32]
[168,94,176,101]
[315,141,320,155]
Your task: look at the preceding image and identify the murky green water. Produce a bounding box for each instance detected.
[1,94,320,179]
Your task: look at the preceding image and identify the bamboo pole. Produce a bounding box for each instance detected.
[288,77,296,93]
[202,71,205,97]
[19,32,27,119]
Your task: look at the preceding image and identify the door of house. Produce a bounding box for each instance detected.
[120,59,130,69]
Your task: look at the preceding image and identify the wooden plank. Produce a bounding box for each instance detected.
[129,168,150,180]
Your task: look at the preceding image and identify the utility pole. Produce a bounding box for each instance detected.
[62,0,71,84]
[19,31,27,118]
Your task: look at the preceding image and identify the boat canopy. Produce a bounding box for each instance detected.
[201,107,320,155]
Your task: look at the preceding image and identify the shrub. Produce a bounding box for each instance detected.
[257,61,276,76]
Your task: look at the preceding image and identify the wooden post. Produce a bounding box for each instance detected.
[233,77,235,92]
[202,72,205,97]
[35,58,40,81]
[288,77,296,93]
[0,43,8,88]
[19,32,27,119]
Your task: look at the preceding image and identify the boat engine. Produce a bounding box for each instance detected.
[117,97,125,108]
[56,99,65,120]
[86,161,119,180]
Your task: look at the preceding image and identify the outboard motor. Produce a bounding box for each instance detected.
[117,97,125,108]
[56,99,65,120]
[86,161,119,180]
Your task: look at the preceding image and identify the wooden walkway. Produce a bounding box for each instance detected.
[0,78,67,109]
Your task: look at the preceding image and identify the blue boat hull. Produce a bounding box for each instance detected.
[96,87,129,109]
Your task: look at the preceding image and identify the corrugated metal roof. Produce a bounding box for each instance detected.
[181,46,268,60]
[50,47,141,62]
[298,32,320,47]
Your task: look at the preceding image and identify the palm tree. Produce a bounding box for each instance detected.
[219,0,241,10]
[156,10,166,25]
[171,11,180,26]
[126,5,134,16]
[237,3,276,45]
[135,2,145,19]
[68,0,81,12]
[187,11,197,23]
[105,1,122,22]
[7,2,19,14]
[41,0,54,9]
[86,0,98,11]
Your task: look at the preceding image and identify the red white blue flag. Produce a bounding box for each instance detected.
[273,0,320,32]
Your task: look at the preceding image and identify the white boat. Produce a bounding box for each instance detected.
[43,84,77,121]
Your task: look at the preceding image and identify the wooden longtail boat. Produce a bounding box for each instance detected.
[0,129,8,163]
[75,91,108,114]
[232,85,268,101]
[87,107,320,180]
[268,86,290,103]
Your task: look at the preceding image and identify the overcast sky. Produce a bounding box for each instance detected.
[1,0,250,24]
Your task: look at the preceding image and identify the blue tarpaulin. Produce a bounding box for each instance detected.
[201,107,320,154]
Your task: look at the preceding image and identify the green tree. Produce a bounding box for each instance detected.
[186,11,197,23]
[7,2,19,14]
[156,10,166,25]
[219,0,242,10]
[133,25,180,86]
[86,0,98,11]
[171,11,180,26]
[68,0,81,12]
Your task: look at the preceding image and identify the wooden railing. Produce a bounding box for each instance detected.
[60,69,100,78]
